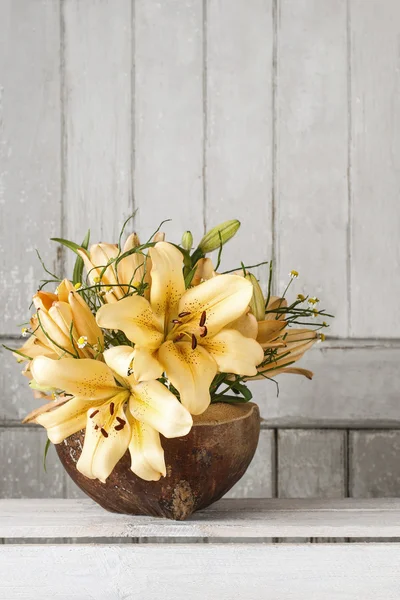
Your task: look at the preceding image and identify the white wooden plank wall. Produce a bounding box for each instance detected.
[1,0,400,538]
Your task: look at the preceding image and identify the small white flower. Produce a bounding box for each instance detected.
[21,327,30,337]
[289,270,299,279]
[77,335,88,349]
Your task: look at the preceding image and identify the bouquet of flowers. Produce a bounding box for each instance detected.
[10,218,331,484]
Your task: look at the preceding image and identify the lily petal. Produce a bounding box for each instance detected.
[257,319,287,346]
[128,418,166,481]
[31,356,118,400]
[229,311,258,339]
[158,340,217,415]
[35,396,90,443]
[38,309,75,356]
[178,274,253,338]
[77,399,132,483]
[103,344,163,384]
[132,347,164,382]
[129,378,193,437]
[68,290,104,348]
[202,329,264,376]
[96,295,163,350]
[103,345,135,380]
[149,242,185,328]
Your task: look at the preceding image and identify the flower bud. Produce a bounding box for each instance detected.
[181,231,193,251]
[197,220,240,253]
[245,273,265,321]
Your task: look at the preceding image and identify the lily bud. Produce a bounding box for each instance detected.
[197,220,240,253]
[245,273,265,321]
[181,231,193,251]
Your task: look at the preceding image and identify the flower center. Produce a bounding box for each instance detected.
[166,310,208,348]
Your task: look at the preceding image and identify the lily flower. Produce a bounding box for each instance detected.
[96,242,264,415]
[77,234,151,302]
[15,280,104,367]
[25,346,193,482]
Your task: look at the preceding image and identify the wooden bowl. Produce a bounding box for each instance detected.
[56,401,260,520]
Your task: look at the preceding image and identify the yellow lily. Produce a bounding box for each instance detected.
[77,234,150,302]
[15,279,104,365]
[251,296,318,380]
[96,242,264,415]
[26,346,193,482]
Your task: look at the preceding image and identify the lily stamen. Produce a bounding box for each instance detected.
[110,402,115,415]
[199,310,206,327]
[90,410,99,418]
[178,311,191,318]
[172,319,182,325]
[100,428,108,438]
[191,334,198,350]
[200,326,208,338]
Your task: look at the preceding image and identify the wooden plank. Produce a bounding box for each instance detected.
[278,430,346,498]
[134,0,203,243]
[256,343,400,427]
[0,0,61,335]
[278,429,346,542]
[275,0,348,336]
[2,543,400,599]
[350,0,400,337]
[205,0,273,278]
[226,429,275,498]
[62,0,132,263]
[349,431,400,498]
[0,339,40,422]
[0,428,64,499]
[4,498,400,539]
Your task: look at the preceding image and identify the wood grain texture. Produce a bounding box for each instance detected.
[0,428,64,499]
[350,431,400,498]
[4,498,400,539]
[134,0,203,244]
[278,429,346,542]
[62,0,132,263]
[205,0,273,279]
[0,339,39,422]
[275,0,348,336]
[256,342,400,427]
[0,0,61,335]
[278,429,347,498]
[226,429,275,498]
[2,543,400,599]
[350,0,400,337]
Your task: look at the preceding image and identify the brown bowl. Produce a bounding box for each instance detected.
[56,401,260,520]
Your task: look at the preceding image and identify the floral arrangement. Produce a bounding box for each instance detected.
[10,218,332,484]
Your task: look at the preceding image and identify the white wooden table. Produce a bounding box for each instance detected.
[1,498,400,599]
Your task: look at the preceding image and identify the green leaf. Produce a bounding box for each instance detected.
[231,382,253,401]
[211,395,251,404]
[72,229,90,285]
[43,438,51,473]
[184,264,198,288]
[51,237,86,256]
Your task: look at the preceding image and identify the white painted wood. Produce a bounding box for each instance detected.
[256,343,400,427]
[134,0,204,244]
[0,0,61,335]
[0,429,64,499]
[350,431,400,498]
[205,0,273,279]
[275,0,348,336]
[278,429,346,542]
[3,498,400,539]
[226,429,275,498]
[278,430,346,498]
[350,0,400,337]
[0,339,39,421]
[1,543,400,599]
[63,0,132,262]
